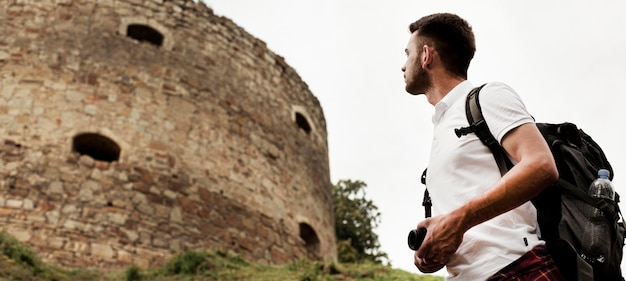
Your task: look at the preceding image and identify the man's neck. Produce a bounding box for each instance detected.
[425,76,466,106]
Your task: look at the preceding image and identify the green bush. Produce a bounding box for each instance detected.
[333,180,387,264]
[125,264,141,281]
[0,231,44,274]
[163,250,210,275]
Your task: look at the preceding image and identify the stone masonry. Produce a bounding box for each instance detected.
[0,0,337,269]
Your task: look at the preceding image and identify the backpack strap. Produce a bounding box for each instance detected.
[455,83,514,176]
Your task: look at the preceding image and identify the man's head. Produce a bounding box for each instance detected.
[402,13,476,95]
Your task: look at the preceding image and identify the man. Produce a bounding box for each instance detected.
[402,13,565,280]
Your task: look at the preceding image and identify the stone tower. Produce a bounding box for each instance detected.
[0,0,336,269]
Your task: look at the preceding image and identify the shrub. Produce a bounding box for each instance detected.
[163,250,209,275]
[0,231,44,274]
[125,264,141,281]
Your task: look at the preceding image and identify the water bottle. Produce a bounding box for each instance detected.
[589,169,615,202]
[586,168,615,264]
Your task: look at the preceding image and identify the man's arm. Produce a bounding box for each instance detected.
[414,122,558,271]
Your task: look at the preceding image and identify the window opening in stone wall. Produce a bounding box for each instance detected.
[299,223,320,257]
[295,112,312,134]
[126,24,164,47]
[72,133,121,162]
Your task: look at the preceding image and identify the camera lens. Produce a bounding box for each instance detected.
[407,227,427,251]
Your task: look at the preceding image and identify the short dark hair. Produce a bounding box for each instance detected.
[409,13,475,79]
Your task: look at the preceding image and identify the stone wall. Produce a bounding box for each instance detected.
[0,0,336,269]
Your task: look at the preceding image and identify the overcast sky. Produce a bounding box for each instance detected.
[202,0,626,277]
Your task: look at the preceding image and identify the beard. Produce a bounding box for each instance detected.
[405,63,432,95]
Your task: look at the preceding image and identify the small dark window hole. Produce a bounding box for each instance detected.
[299,223,320,257]
[72,133,121,162]
[127,24,163,47]
[295,112,312,134]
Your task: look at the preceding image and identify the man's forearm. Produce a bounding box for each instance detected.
[451,157,557,233]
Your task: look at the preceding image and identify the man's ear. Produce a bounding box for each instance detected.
[421,45,433,69]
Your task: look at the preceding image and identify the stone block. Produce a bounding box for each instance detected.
[91,243,115,259]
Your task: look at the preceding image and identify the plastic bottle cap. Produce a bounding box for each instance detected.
[598,169,611,179]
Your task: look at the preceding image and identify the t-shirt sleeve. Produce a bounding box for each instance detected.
[479,82,535,144]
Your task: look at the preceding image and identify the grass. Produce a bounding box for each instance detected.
[0,231,443,281]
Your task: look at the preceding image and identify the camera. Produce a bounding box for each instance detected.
[407,227,427,251]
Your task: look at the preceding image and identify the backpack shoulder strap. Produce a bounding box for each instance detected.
[454,83,514,176]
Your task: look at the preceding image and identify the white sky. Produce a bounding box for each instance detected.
[202,0,626,277]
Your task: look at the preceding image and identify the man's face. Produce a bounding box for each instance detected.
[402,32,431,95]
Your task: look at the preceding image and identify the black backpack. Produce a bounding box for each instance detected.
[421,84,626,281]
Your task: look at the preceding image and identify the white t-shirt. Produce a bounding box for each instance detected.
[427,81,542,281]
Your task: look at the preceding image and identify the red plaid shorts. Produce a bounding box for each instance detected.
[486,244,565,281]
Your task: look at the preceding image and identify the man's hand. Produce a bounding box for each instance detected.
[414,253,445,273]
[413,214,465,272]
